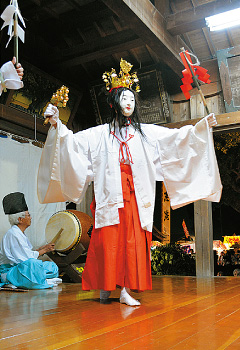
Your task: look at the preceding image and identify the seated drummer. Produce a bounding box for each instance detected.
[0,192,62,289]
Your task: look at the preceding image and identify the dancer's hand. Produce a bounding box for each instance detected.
[12,57,24,80]
[206,113,217,128]
[44,103,59,126]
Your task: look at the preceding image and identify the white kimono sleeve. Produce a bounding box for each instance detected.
[37,121,93,204]
[0,61,23,95]
[8,232,39,264]
[153,117,222,209]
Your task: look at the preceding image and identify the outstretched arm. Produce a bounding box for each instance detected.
[38,108,93,205]
[147,115,222,210]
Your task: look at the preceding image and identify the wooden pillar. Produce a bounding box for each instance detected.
[161,183,171,244]
[194,200,214,277]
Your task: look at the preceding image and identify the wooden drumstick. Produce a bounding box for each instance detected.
[50,228,64,244]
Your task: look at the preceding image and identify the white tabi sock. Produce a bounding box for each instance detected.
[6,283,17,289]
[46,278,62,285]
[120,287,141,306]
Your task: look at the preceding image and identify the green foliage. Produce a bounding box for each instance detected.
[151,243,196,276]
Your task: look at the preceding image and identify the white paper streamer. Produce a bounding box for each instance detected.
[1,0,26,48]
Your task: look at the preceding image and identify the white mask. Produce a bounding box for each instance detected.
[119,90,135,117]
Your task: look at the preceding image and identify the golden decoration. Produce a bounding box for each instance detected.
[43,85,69,125]
[51,85,69,108]
[102,58,140,92]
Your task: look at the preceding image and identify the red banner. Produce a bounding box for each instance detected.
[180,50,211,100]
[182,219,190,239]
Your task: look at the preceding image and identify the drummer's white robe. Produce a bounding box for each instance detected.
[0,225,58,289]
[37,117,222,232]
[0,225,39,265]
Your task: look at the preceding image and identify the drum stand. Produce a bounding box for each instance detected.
[47,241,86,283]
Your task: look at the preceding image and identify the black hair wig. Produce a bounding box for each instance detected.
[106,87,145,137]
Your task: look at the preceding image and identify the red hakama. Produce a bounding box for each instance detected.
[82,163,152,292]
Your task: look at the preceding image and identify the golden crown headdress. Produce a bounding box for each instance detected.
[102,58,140,92]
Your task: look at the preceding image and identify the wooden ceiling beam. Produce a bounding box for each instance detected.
[226,30,235,48]
[25,0,110,25]
[111,16,123,32]
[154,0,171,16]
[169,0,177,13]
[167,0,240,36]
[190,0,198,8]
[27,0,59,19]
[49,29,141,65]
[55,38,143,68]
[58,29,137,56]
[64,0,96,10]
[102,0,186,76]
[145,45,159,64]
[180,33,195,54]
[58,10,113,30]
[93,22,107,37]
[202,27,216,58]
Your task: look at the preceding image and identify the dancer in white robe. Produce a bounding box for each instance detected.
[38,105,222,228]
[37,59,222,305]
[37,89,222,305]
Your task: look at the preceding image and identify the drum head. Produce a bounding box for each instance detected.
[45,211,81,252]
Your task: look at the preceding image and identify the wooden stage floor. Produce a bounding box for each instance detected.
[1,276,240,350]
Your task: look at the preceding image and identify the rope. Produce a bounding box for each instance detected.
[111,131,134,164]
[0,129,44,147]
